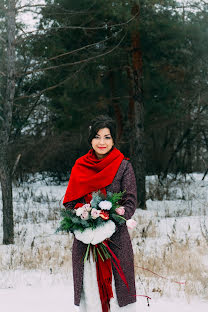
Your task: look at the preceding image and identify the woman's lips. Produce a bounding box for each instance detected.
[98,147,106,149]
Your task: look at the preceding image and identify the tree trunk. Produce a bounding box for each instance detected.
[126,66,136,158]
[0,0,16,244]
[129,4,146,209]
[109,70,123,142]
[0,154,14,244]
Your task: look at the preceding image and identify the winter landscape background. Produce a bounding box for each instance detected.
[0,173,208,311]
[1,0,208,310]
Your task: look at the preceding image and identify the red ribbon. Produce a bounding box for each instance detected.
[136,265,186,285]
[102,241,129,291]
[96,246,113,312]
[95,243,155,309]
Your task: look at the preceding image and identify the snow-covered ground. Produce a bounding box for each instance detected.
[0,283,208,312]
[0,173,208,311]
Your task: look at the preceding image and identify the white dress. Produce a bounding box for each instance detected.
[78,251,137,312]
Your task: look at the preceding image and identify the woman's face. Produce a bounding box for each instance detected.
[91,127,114,159]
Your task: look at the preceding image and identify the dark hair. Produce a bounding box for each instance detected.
[88,115,116,145]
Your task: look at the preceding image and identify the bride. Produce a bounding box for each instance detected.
[63,115,137,311]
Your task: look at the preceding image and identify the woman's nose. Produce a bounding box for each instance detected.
[99,137,105,144]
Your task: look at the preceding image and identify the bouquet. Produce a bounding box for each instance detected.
[57,190,136,262]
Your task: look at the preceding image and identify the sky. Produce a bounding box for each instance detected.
[17,0,45,31]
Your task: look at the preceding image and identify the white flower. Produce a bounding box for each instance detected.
[81,210,89,220]
[76,207,84,217]
[83,204,91,212]
[98,200,112,210]
[91,208,100,219]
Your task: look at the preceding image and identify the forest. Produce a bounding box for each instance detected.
[0,0,208,244]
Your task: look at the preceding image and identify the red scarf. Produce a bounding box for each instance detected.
[63,147,124,203]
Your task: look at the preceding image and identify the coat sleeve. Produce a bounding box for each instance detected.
[63,200,78,210]
[120,162,137,220]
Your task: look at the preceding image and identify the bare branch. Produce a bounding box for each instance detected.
[13,96,42,139]
[16,4,48,10]
[23,29,123,68]
[0,71,6,77]
[17,4,87,15]
[111,96,131,101]
[16,3,87,14]
[12,154,21,176]
[0,35,6,43]
[17,9,41,15]
[19,31,127,77]
[17,11,139,39]
[15,63,86,101]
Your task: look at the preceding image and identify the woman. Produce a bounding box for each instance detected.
[63,115,137,311]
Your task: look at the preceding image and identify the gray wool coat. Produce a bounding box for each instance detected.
[64,159,137,307]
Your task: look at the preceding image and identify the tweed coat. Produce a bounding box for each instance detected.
[64,159,137,307]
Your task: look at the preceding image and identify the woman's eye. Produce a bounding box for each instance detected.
[94,135,111,139]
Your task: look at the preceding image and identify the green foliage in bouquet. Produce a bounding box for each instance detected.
[106,191,124,206]
[56,209,91,233]
[90,191,106,208]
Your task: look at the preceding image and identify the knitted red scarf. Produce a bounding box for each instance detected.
[63,147,124,203]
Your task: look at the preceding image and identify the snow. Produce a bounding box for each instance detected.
[0,173,208,311]
[0,282,207,311]
[0,284,75,312]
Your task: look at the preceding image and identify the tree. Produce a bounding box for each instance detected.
[128,3,146,208]
[0,0,55,244]
[0,0,16,244]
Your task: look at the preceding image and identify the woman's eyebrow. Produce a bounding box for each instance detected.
[96,134,111,136]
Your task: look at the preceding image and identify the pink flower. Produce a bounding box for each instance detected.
[115,206,125,216]
[91,208,100,219]
[81,210,89,220]
[126,219,137,229]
